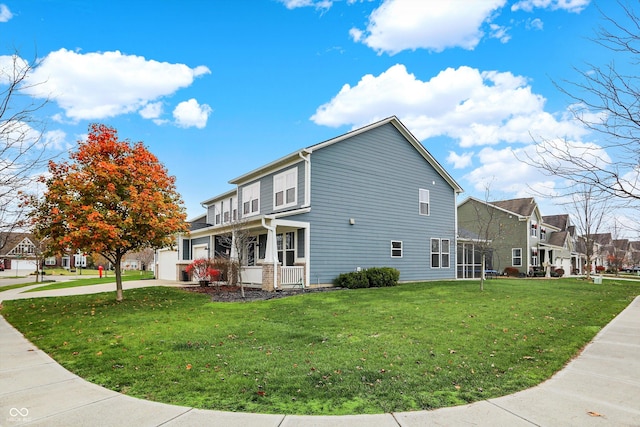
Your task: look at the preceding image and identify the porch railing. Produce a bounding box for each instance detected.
[240,266,262,284]
[281,266,304,286]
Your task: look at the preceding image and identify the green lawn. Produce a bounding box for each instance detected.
[23,271,155,292]
[1,278,638,415]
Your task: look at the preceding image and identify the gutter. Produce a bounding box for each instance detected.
[298,150,311,208]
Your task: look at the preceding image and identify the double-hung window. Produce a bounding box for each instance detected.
[274,168,297,209]
[419,189,430,216]
[431,238,450,268]
[242,182,260,217]
[512,248,522,266]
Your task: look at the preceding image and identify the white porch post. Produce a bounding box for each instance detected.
[262,217,279,290]
[230,231,239,260]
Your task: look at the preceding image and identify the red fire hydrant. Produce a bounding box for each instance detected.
[98,265,104,278]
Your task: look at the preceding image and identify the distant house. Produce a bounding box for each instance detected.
[0,232,40,272]
[458,197,582,276]
[159,116,463,288]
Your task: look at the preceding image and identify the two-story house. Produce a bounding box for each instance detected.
[160,116,463,289]
[457,197,577,276]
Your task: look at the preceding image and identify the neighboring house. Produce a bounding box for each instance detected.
[0,232,40,272]
[590,233,613,272]
[627,241,640,268]
[542,214,586,275]
[457,197,580,276]
[163,116,463,288]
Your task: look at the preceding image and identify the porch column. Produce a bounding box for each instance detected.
[261,217,279,291]
[230,231,239,260]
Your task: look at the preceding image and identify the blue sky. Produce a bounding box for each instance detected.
[0,0,633,225]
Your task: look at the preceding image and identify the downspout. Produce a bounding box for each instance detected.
[299,151,311,208]
[261,216,278,290]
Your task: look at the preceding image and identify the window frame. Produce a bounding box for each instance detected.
[391,240,403,258]
[512,248,523,266]
[419,188,430,216]
[242,182,260,217]
[273,168,298,210]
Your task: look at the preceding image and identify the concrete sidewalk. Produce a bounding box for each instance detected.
[1,281,639,426]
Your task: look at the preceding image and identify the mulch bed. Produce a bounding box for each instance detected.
[182,284,345,302]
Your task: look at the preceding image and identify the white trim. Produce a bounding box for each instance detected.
[273,167,298,210]
[391,240,403,258]
[419,188,430,216]
[242,182,261,217]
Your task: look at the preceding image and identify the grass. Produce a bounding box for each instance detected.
[23,271,154,292]
[1,278,638,415]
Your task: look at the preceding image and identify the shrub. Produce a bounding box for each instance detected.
[554,268,565,277]
[366,267,400,287]
[333,267,400,289]
[504,267,520,277]
[334,270,369,289]
[595,265,606,273]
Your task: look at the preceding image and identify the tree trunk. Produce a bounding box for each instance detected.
[480,253,485,292]
[115,253,124,302]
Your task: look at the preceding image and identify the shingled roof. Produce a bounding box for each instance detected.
[543,214,570,230]
[490,197,537,217]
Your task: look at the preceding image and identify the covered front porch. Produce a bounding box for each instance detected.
[183,216,310,291]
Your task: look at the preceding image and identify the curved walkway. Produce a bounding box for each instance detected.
[1,280,639,426]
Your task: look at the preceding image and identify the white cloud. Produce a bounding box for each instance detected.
[23,49,211,122]
[489,23,511,43]
[173,99,212,129]
[447,151,474,169]
[527,18,544,30]
[351,0,507,54]
[311,64,585,147]
[42,129,69,151]
[0,4,12,22]
[0,55,29,85]
[511,0,590,13]
[279,0,333,10]
[139,102,164,119]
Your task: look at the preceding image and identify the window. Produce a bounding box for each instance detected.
[442,239,450,268]
[431,238,449,268]
[531,248,538,266]
[246,237,257,266]
[419,189,430,216]
[530,222,537,237]
[242,182,260,216]
[540,227,546,241]
[277,232,295,266]
[512,248,522,266]
[8,238,35,255]
[45,257,56,266]
[391,241,403,258]
[274,168,297,209]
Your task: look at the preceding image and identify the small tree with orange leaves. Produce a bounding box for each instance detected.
[25,124,189,301]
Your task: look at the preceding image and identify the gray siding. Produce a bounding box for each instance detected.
[292,123,457,284]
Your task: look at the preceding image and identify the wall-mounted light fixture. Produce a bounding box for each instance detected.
[349,218,356,225]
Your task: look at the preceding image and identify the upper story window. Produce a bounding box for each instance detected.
[530,221,538,237]
[242,182,260,217]
[274,168,297,209]
[215,202,222,225]
[540,227,546,241]
[419,189,430,216]
[223,197,236,223]
[7,238,35,255]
